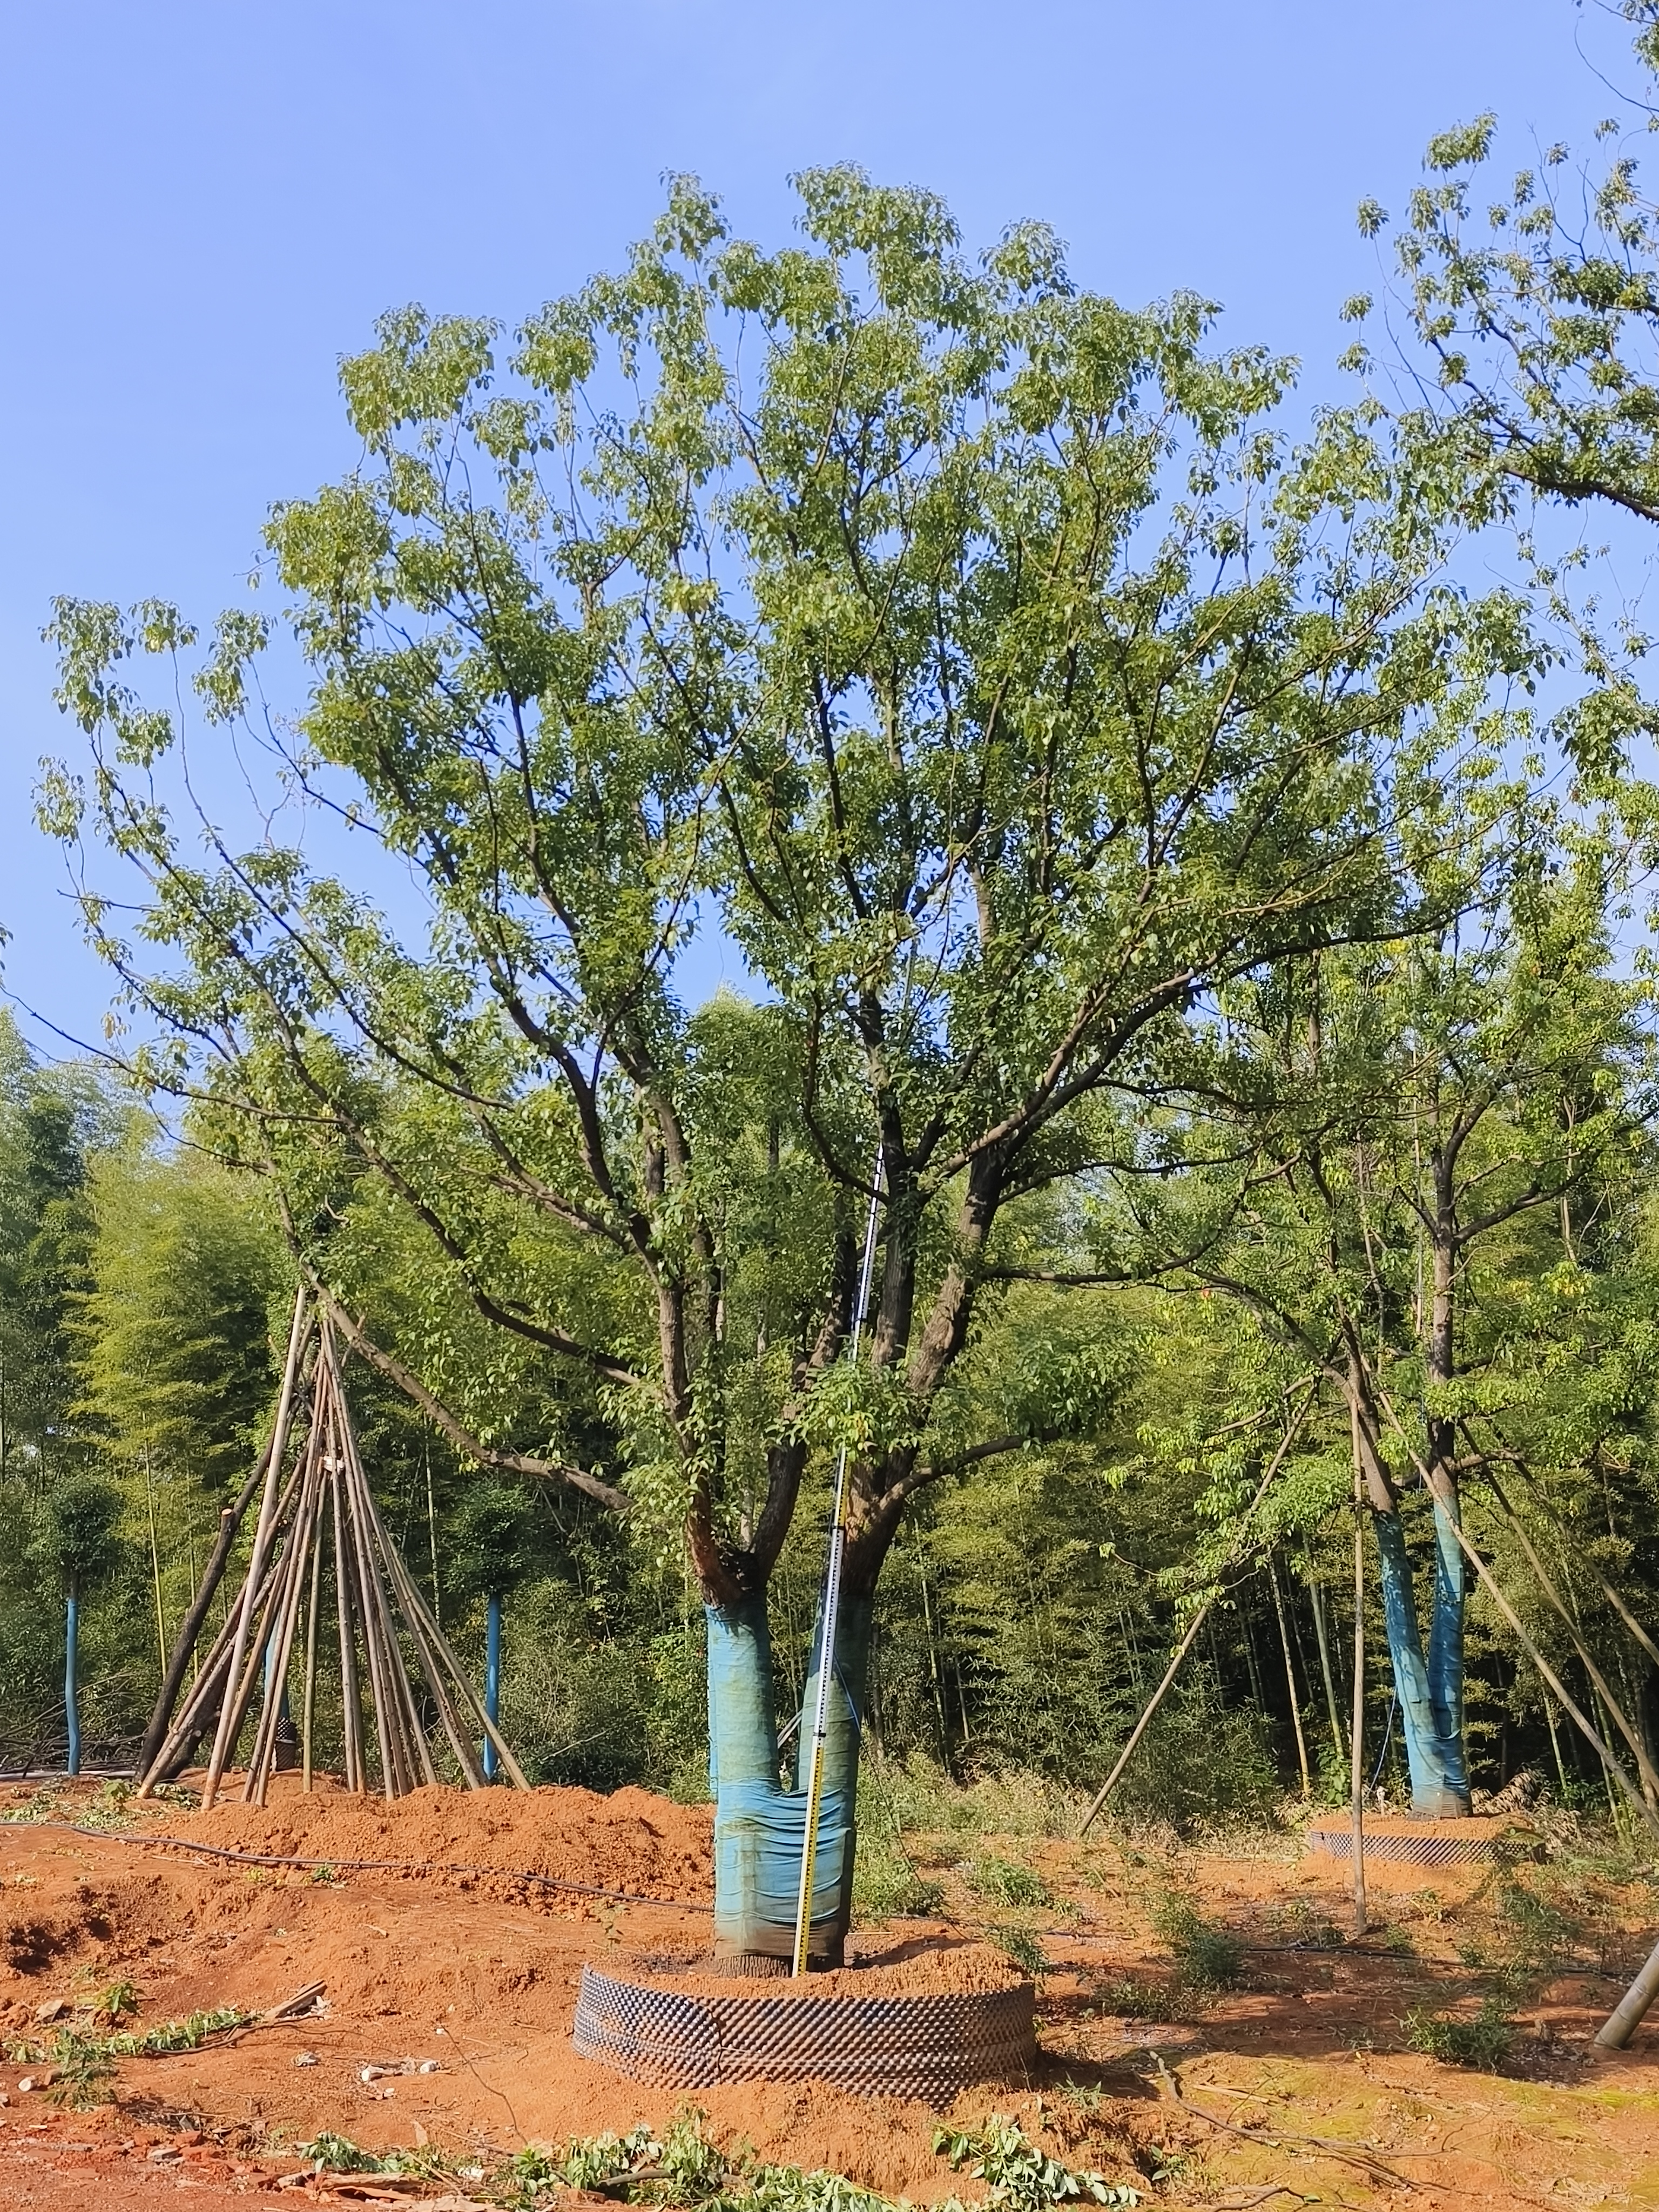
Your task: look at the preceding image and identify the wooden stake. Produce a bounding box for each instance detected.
[1078,1381,1318,1836]
[301,1480,324,1794]
[331,1452,364,1794]
[138,1295,313,1792]
[202,1291,310,1809]
[1267,1552,1311,1797]
[1349,1424,1367,1940]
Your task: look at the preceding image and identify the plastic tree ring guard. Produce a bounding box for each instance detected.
[572,1964,1037,2098]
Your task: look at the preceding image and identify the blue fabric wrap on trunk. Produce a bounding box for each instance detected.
[706,1595,852,1958]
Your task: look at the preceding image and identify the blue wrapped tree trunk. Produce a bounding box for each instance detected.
[705,1591,872,1968]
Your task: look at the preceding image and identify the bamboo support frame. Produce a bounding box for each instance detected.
[137,1286,528,1806]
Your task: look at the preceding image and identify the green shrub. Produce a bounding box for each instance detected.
[1404,1997,1514,2070]
[968,1854,1053,1908]
[1107,1665,1279,1835]
[985,1924,1049,1978]
[1150,1893,1243,1990]
[933,2118,1140,2209]
[879,1752,1074,1838]
[1091,1973,1188,2021]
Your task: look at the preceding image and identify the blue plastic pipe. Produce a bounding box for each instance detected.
[65,1585,80,1778]
[483,1591,502,1782]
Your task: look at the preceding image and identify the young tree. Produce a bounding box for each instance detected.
[30,1475,123,1774]
[44,173,1523,1959]
[449,1483,543,1779]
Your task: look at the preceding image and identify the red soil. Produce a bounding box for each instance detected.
[613,1940,1023,2000]
[178,1774,714,1903]
[3,1772,1659,2211]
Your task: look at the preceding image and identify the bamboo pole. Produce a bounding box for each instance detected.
[138,1296,313,1790]
[1078,1381,1318,1836]
[1349,1479,1367,1940]
[375,1510,488,1788]
[331,1450,364,1794]
[140,1447,308,1789]
[1431,1502,1659,1840]
[1268,1552,1311,1797]
[341,1404,410,1799]
[1078,1602,1216,1836]
[301,1482,324,1795]
[1485,1476,1659,1802]
[1309,1575,1346,1765]
[201,1291,310,1809]
[246,1445,326,1805]
[338,1384,435,1790]
[377,1506,529,1789]
[344,1427,481,1786]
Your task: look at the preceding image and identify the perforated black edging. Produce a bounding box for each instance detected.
[1305,1824,1536,1866]
[572,1965,1037,2099]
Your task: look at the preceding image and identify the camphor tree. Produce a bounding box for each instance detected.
[1147,756,1658,1817]
[44,172,1526,1961]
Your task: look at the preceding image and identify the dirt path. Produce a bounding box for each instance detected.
[2,1776,1657,2209]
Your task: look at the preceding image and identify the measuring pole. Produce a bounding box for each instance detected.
[792,1147,885,1978]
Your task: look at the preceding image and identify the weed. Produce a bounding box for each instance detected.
[1108,1664,1280,1836]
[500,2114,896,2212]
[5,2003,253,2075]
[852,1851,945,1920]
[986,1924,1048,1978]
[1091,1974,1189,2022]
[1052,2081,1102,2114]
[969,1856,1054,1909]
[1404,1997,1514,2070]
[93,1978,139,2020]
[1496,1880,1578,1971]
[934,2117,1140,2209]
[1266,1897,1340,1948]
[1149,1894,1243,1990]
[308,1862,340,1887]
[297,2132,450,2179]
[0,1786,63,1826]
[43,2033,116,2110]
[300,2132,394,2174]
[880,1753,1074,1839]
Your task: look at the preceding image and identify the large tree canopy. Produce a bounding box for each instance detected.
[43,170,1532,1621]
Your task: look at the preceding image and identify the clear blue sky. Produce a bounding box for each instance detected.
[0,0,1637,1054]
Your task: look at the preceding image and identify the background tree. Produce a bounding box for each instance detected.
[29,1474,122,1775]
[448,1482,545,1779]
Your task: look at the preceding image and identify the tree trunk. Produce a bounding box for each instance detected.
[1351,1365,1469,1817]
[1371,1502,1470,1815]
[1420,1218,1472,1814]
[704,1587,871,1973]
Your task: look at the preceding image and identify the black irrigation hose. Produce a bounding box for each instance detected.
[62,1823,702,1913]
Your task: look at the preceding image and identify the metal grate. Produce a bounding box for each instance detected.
[572,1965,1037,2099]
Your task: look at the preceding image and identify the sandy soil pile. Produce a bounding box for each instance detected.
[173,1773,715,1902]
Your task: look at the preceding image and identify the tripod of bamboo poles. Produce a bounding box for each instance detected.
[136,1289,529,1808]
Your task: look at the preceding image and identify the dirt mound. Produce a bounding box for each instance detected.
[619,1941,1024,1999]
[163,1772,714,1903]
